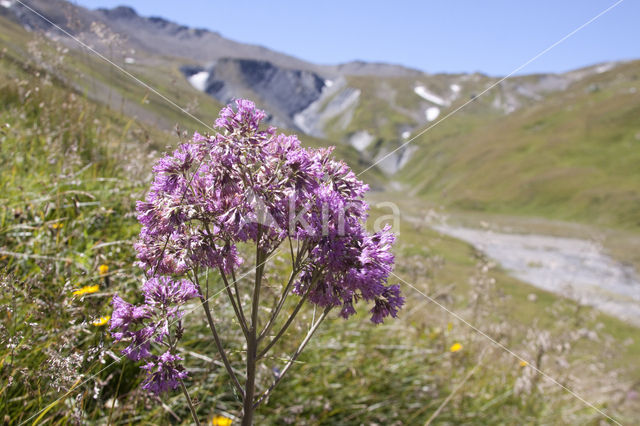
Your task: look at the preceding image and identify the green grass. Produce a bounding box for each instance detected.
[0,41,157,423]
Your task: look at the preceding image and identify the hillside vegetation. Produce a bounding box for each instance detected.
[399,61,640,230]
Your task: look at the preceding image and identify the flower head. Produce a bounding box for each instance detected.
[142,276,199,308]
[109,276,199,389]
[72,285,99,296]
[140,351,188,394]
[109,295,151,332]
[450,342,463,353]
[212,415,233,426]
[99,264,109,276]
[92,315,110,326]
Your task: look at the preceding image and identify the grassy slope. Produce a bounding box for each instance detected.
[0,25,156,423]
[399,61,640,231]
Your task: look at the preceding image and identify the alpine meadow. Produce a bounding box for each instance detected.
[1,1,639,424]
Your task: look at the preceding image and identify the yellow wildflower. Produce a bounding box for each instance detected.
[519,360,528,367]
[92,315,110,326]
[212,415,233,426]
[72,285,99,296]
[51,222,64,229]
[99,264,109,276]
[450,342,463,353]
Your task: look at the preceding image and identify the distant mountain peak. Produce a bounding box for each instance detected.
[97,5,138,19]
[333,60,424,77]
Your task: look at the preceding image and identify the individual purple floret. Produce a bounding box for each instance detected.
[142,276,199,308]
[370,284,405,324]
[140,352,189,394]
[110,295,151,331]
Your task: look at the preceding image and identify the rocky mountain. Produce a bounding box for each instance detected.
[1,0,630,178]
[180,59,327,130]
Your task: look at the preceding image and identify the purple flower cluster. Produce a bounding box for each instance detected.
[110,277,198,393]
[140,352,189,394]
[112,99,403,394]
[134,99,402,321]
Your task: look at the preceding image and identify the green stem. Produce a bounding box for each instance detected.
[253,307,331,409]
[200,294,245,399]
[257,265,300,343]
[178,379,201,426]
[219,267,249,337]
[242,228,266,425]
[257,283,313,359]
[167,316,201,425]
[230,266,247,328]
[192,269,244,397]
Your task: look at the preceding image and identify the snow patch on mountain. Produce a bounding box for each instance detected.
[425,106,440,121]
[398,145,417,170]
[188,71,209,92]
[414,85,446,106]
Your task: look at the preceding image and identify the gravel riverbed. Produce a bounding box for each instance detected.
[433,224,640,327]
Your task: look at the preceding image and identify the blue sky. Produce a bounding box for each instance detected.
[74,0,638,76]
